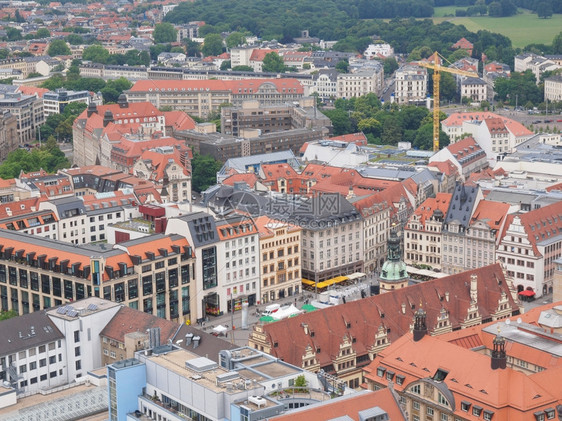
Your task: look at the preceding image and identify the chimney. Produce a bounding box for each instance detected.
[185,333,193,346]
[491,328,507,370]
[87,101,97,117]
[445,291,449,302]
[117,93,129,108]
[401,303,406,314]
[413,304,427,342]
[193,335,201,349]
[470,274,478,303]
[103,109,114,127]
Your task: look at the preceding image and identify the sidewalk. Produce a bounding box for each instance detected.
[197,290,314,347]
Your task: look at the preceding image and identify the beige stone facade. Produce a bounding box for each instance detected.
[255,216,302,304]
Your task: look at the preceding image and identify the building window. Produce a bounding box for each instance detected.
[472,406,483,417]
[74,330,80,343]
[483,410,494,420]
[461,401,471,412]
[413,401,420,410]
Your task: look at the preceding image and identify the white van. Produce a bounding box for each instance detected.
[261,304,281,317]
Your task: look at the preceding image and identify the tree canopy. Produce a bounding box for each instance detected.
[153,22,177,44]
[262,52,285,73]
[0,139,70,179]
[202,33,223,56]
[47,40,71,57]
[192,154,222,192]
[82,45,110,64]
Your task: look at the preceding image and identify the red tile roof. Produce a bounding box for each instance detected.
[249,48,276,62]
[470,200,510,240]
[222,173,259,188]
[99,305,179,343]
[270,388,406,421]
[255,264,518,372]
[17,86,50,98]
[501,201,562,256]
[409,193,452,229]
[329,132,368,146]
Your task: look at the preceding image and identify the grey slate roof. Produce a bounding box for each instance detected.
[0,311,63,356]
[175,212,219,247]
[444,183,479,228]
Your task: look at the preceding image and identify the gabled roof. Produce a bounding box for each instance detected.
[256,264,517,371]
[501,201,562,256]
[365,332,559,416]
[470,200,510,239]
[99,305,179,344]
[163,110,196,132]
[409,193,452,229]
[0,310,63,356]
[222,173,259,189]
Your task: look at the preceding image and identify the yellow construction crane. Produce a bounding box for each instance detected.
[417,52,478,152]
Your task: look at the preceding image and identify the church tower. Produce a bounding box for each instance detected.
[379,225,409,292]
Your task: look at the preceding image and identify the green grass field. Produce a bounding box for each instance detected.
[432,8,562,48]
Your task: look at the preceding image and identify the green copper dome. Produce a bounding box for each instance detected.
[380,227,408,282]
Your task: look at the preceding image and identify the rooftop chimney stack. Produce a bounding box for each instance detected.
[413,303,427,342]
[491,327,507,370]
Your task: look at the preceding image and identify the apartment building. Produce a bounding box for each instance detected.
[283,194,364,284]
[0,110,18,161]
[42,88,91,116]
[179,127,326,162]
[350,194,390,274]
[134,150,192,203]
[460,77,487,102]
[404,193,451,271]
[220,98,330,137]
[254,215,302,304]
[394,65,428,105]
[496,201,562,297]
[125,79,304,119]
[165,212,260,320]
[336,67,384,99]
[544,74,562,102]
[0,230,195,324]
[0,92,44,144]
[429,136,488,180]
[72,97,165,167]
[309,69,338,100]
[441,183,483,274]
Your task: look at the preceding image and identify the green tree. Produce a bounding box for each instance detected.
[184,39,201,57]
[232,65,253,71]
[220,60,231,70]
[383,57,398,75]
[322,108,353,135]
[0,144,70,179]
[27,72,42,79]
[101,77,132,103]
[440,72,457,102]
[262,52,285,73]
[226,32,247,49]
[36,28,51,38]
[488,1,502,16]
[202,33,223,56]
[294,375,307,388]
[6,27,23,41]
[336,59,349,73]
[537,2,553,18]
[14,9,25,23]
[0,310,18,321]
[414,123,449,150]
[382,115,402,145]
[82,45,110,64]
[66,34,84,45]
[357,117,382,138]
[47,39,71,56]
[191,154,222,192]
[0,49,9,59]
[553,32,562,54]
[153,22,177,44]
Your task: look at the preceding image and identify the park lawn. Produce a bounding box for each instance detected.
[431,9,562,48]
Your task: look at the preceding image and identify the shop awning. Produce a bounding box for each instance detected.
[518,290,535,297]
